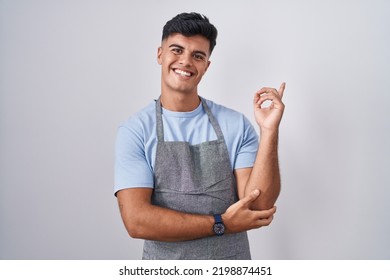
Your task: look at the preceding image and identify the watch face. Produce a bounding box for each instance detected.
[213,223,225,236]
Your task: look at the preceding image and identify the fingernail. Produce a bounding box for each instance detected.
[253,189,260,196]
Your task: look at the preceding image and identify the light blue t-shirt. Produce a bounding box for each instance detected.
[114,97,259,194]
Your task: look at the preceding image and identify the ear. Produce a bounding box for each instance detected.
[157,47,162,65]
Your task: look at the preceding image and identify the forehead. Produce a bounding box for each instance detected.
[162,33,210,54]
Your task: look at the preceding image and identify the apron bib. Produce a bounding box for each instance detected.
[142,97,251,259]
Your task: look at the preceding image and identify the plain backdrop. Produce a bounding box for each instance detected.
[1,0,389,259]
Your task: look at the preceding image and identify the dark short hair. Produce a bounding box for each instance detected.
[162,12,218,54]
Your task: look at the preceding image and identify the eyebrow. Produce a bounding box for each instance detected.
[168,44,208,57]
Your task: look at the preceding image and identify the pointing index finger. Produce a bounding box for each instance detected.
[278,82,286,98]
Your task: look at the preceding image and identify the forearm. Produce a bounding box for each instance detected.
[123,204,214,242]
[117,189,215,242]
[244,130,281,210]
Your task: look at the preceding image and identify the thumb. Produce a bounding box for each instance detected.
[241,189,261,206]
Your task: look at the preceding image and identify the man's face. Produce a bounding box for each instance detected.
[157,33,211,96]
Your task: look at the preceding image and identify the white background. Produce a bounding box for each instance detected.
[1,0,389,259]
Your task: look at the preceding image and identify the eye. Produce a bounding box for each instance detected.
[171,48,183,54]
[193,53,206,61]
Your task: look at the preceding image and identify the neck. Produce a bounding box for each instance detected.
[160,91,201,112]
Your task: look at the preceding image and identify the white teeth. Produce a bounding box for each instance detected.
[174,69,191,77]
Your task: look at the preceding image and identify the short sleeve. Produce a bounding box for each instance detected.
[114,124,154,196]
[233,117,259,169]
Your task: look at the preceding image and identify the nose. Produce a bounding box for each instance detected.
[178,52,192,67]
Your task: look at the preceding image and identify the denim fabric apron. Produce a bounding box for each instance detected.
[142,97,251,259]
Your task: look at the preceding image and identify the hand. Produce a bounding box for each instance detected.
[253,82,286,132]
[222,189,276,234]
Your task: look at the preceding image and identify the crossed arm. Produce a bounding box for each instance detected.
[117,187,275,242]
[117,83,285,242]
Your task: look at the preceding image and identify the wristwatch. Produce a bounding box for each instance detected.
[213,214,225,236]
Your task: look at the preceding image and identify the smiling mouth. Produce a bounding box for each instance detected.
[173,69,193,77]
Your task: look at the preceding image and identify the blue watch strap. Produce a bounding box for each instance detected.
[214,214,223,223]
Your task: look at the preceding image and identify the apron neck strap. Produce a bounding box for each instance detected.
[200,97,224,141]
[155,97,164,142]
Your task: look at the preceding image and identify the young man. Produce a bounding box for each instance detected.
[114,12,285,259]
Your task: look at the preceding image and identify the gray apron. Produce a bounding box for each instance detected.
[142,97,251,260]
